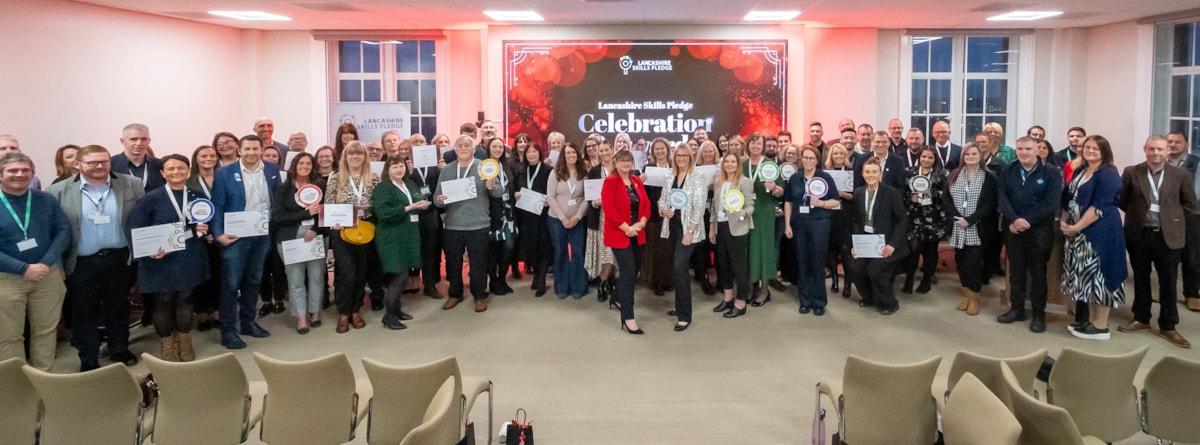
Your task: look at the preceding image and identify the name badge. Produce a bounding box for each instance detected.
[1150,203,1161,213]
[567,199,578,207]
[864,225,875,233]
[502,193,510,202]
[301,219,314,226]
[920,198,932,206]
[798,206,810,214]
[17,239,38,252]
[410,214,420,222]
[420,186,431,195]
[92,214,111,225]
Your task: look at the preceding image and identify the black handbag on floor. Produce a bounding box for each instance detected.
[505,409,533,445]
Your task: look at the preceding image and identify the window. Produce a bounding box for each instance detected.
[1153,20,1200,153]
[908,35,1018,145]
[333,40,438,140]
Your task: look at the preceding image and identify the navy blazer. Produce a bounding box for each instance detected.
[851,184,909,262]
[128,186,211,293]
[110,153,166,191]
[853,152,907,193]
[210,161,281,238]
[931,143,961,171]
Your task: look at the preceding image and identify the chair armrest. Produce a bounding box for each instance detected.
[816,381,842,422]
[931,380,949,414]
[1081,436,1106,445]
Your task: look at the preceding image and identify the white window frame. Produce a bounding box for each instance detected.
[328,39,443,139]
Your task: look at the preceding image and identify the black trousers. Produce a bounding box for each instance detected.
[366,240,386,306]
[152,290,193,337]
[69,248,134,368]
[983,224,1005,277]
[852,257,898,310]
[418,210,444,289]
[715,222,750,301]
[1128,228,1181,331]
[445,228,490,300]
[691,209,714,280]
[1182,214,1200,298]
[192,242,222,314]
[1007,224,1053,313]
[904,239,940,279]
[488,235,515,287]
[330,237,370,315]
[259,246,288,304]
[668,220,697,323]
[955,246,984,292]
[614,239,641,321]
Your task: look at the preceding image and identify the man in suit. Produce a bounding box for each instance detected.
[901,127,926,169]
[1171,132,1200,312]
[836,127,858,155]
[930,120,961,171]
[854,124,873,158]
[46,145,144,371]
[853,131,906,192]
[1117,135,1196,349]
[1025,125,1046,142]
[210,134,281,349]
[996,137,1063,333]
[110,123,165,191]
[850,157,909,315]
[1053,127,1086,171]
[254,117,290,154]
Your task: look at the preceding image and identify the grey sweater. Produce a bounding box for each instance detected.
[434,159,502,231]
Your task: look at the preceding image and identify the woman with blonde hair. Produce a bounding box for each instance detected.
[824,143,856,298]
[325,141,380,332]
[641,137,674,295]
[658,145,707,330]
[691,140,720,295]
[52,144,80,183]
[710,153,756,317]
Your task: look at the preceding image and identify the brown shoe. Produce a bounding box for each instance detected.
[1157,330,1191,349]
[1186,298,1200,312]
[350,312,366,329]
[1118,321,1152,333]
[442,298,461,310]
[474,298,489,313]
[336,315,350,333]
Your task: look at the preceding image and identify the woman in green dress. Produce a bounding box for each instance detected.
[371,156,430,330]
[743,133,784,305]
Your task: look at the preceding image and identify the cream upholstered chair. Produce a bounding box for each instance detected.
[1140,356,1200,444]
[0,358,39,445]
[1046,346,1147,443]
[254,352,365,445]
[362,357,461,445]
[362,356,493,445]
[816,355,941,445]
[455,357,494,445]
[942,373,1021,445]
[1001,363,1105,445]
[23,363,148,444]
[400,376,459,445]
[944,349,1047,408]
[142,352,261,445]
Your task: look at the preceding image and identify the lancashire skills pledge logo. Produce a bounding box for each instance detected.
[619,55,672,76]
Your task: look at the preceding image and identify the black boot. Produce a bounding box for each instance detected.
[830,273,839,293]
[915,274,933,294]
[1029,311,1046,333]
[597,278,609,302]
[902,274,914,294]
[997,308,1027,324]
[381,294,407,330]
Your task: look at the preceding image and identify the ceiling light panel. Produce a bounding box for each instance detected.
[207,10,292,21]
[744,10,801,21]
[986,11,1063,21]
[483,10,545,21]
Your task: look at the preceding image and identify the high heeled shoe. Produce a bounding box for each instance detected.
[713,299,733,312]
[831,274,839,293]
[723,305,747,318]
[751,289,772,307]
[620,320,644,335]
[597,279,609,302]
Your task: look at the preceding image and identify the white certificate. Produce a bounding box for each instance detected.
[515,187,546,214]
[321,204,356,228]
[370,161,385,177]
[440,145,456,157]
[284,151,300,171]
[546,150,560,167]
[643,166,671,187]
[224,210,270,238]
[131,222,188,259]
[441,177,478,204]
[632,151,647,169]
[584,179,605,201]
[827,170,854,193]
[281,235,326,265]
[412,145,439,168]
[852,234,887,259]
[693,165,719,182]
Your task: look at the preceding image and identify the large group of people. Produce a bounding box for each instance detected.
[2,116,1198,372]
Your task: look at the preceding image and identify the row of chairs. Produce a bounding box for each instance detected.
[0,353,492,445]
[816,347,1200,445]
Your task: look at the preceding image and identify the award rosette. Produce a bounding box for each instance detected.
[757,160,780,182]
[780,163,797,181]
[478,159,501,180]
[806,177,829,197]
[722,189,745,213]
[295,184,323,207]
[187,199,214,224]
[668,189,689,210]
[909,176,932,194]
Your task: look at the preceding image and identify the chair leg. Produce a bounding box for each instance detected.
[487,381,494,445]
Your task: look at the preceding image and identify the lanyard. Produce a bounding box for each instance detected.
[527,164,540,187]
[131,161,148,185]
[164,186,189,223]
[0,191,31,239]
[457,161,473,180]
[418,167,430,184]
[81,183,110,210]
[906,150,918,167]
[347,176,365,204]
[865,187,878,222]
[198,178,211,198]
[749,159,761,181]
[1148,169,1164,203]
[394,181,413,205]
[935,145,947,166]
[1020,164,1037,186]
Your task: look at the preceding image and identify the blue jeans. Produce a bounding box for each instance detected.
[220,236,271,334]
[792,217,831,309]
[548,218,588,297]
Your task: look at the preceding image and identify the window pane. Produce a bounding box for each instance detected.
[986,79,1008,113]
[1172,75,1190,117]
[967,37,1009,73]
[363,43,380,73]
[965,117,983,139]
[363,80,381,102]
[1194,75,1200,117]
[339,79,361,102]
[930,80,951,114]
[911,79,928,114]
[421,79,437,114]
[911,116,928,137]
[398,80,419,109]
[421,117,437,142]
[913,39,930,73]
[411,117,420,137]
[965,79,984,114]
[396,40,419,73]
[1192,121,1200,154]
[339,41,361,73]
[420,40,436,73]
[1174,23,1193,67]
[930,37,952,72]
[1170,119,1188,136]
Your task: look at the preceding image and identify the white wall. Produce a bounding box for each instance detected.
[1083,20,1156,168]
[0,0,247,182]
[802,28,879,131]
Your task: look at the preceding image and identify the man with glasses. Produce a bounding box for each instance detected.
[110,123,164,191]
[47,145,145,370]
[887,119,908,154]
[930,120,960,171]
[287,132,308,153]
[0,135,42,191]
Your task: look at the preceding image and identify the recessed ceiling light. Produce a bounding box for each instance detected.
[483,10,544,21]
[986,11,1062,21]
[208,10,292,21]
[744,10,801,21]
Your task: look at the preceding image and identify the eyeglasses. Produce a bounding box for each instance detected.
[82,160,111,167]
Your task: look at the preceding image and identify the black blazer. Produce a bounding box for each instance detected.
[931,143,961,171]
[853,153,908,193]
[851,184,909,262]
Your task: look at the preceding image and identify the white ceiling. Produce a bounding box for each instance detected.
[73,0,1200,31]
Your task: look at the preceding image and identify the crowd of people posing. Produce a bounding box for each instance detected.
[2,117,1197,373]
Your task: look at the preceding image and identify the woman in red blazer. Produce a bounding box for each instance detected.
[603,149,651,334]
